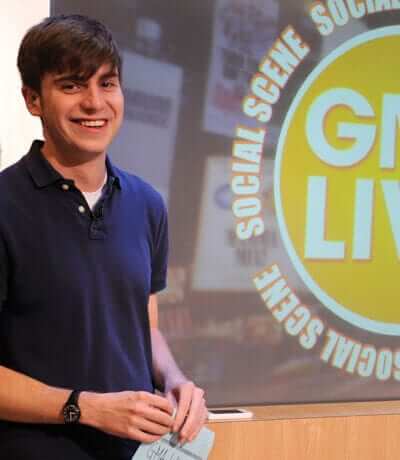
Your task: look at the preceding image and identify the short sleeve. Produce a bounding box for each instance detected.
[150,200,168,294]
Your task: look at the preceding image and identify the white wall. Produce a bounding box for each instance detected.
[0,0,50,170]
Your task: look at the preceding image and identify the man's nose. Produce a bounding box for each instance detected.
[80,86,104,111]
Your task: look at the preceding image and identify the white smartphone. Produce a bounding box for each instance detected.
[207,408,253,420]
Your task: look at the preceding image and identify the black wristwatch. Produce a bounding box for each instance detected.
[63,390,81,424]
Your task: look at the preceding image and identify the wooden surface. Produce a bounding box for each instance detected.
[206,401,400,460]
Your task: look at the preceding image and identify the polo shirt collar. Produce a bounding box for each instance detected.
[24,140,62,188]
[105,156,122,190]
[24,140,122,190]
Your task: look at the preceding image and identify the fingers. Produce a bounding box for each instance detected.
[140,391,174,416]
[178,387,207,443]
[130,412,172,437]
[126,392,175,443]
[88,390,175,443]
[172,382,194,433]
[167,382,207,444]
[89,387,206,445]
[187,405,208,441]
[134,399,174,429]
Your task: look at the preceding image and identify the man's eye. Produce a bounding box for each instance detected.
[61,83,81,92]
[102,80,118,89]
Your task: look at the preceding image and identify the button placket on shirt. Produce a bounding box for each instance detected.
[58,179,114,239]
[89,199,107,240]
[59,181,90,218]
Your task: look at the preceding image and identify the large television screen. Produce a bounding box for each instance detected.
[52,0,400,406]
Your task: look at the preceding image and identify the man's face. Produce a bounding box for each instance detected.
[25,63,124,161]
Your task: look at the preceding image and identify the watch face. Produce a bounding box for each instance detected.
[63,404,81,424]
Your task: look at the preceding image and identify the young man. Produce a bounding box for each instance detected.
[0,14,207,460]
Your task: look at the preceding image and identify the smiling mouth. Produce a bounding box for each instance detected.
[72,119,108,128]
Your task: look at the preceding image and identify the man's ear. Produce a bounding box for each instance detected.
[22,86,42,117]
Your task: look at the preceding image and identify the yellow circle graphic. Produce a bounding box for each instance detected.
[275,27,400,335]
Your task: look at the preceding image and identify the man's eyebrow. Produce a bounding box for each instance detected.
[53,70,119,83]
[53,74,86,83]
[99,70,119,80]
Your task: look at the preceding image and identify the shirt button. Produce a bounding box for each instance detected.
[78,205,85,214]
[61,183,70,191]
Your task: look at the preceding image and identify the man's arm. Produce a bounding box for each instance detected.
[0,365,69,424]
[0,364,174,443]
[149,294,208,443]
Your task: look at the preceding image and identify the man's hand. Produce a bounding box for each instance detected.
[80,390,174,444]
[148,296,207,444]
[165,381,208,444]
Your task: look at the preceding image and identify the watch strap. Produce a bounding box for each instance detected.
[63,390,81,424]
[65,390,81,407]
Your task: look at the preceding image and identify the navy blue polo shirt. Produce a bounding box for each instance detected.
[0,140,168,460]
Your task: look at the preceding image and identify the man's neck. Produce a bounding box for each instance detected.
[41,142,107,192]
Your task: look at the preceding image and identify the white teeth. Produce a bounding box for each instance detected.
[79,120,106,127]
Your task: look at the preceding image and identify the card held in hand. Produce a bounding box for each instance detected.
[131,427,215,460]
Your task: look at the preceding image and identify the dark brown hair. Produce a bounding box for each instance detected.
[17,14,122,93]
